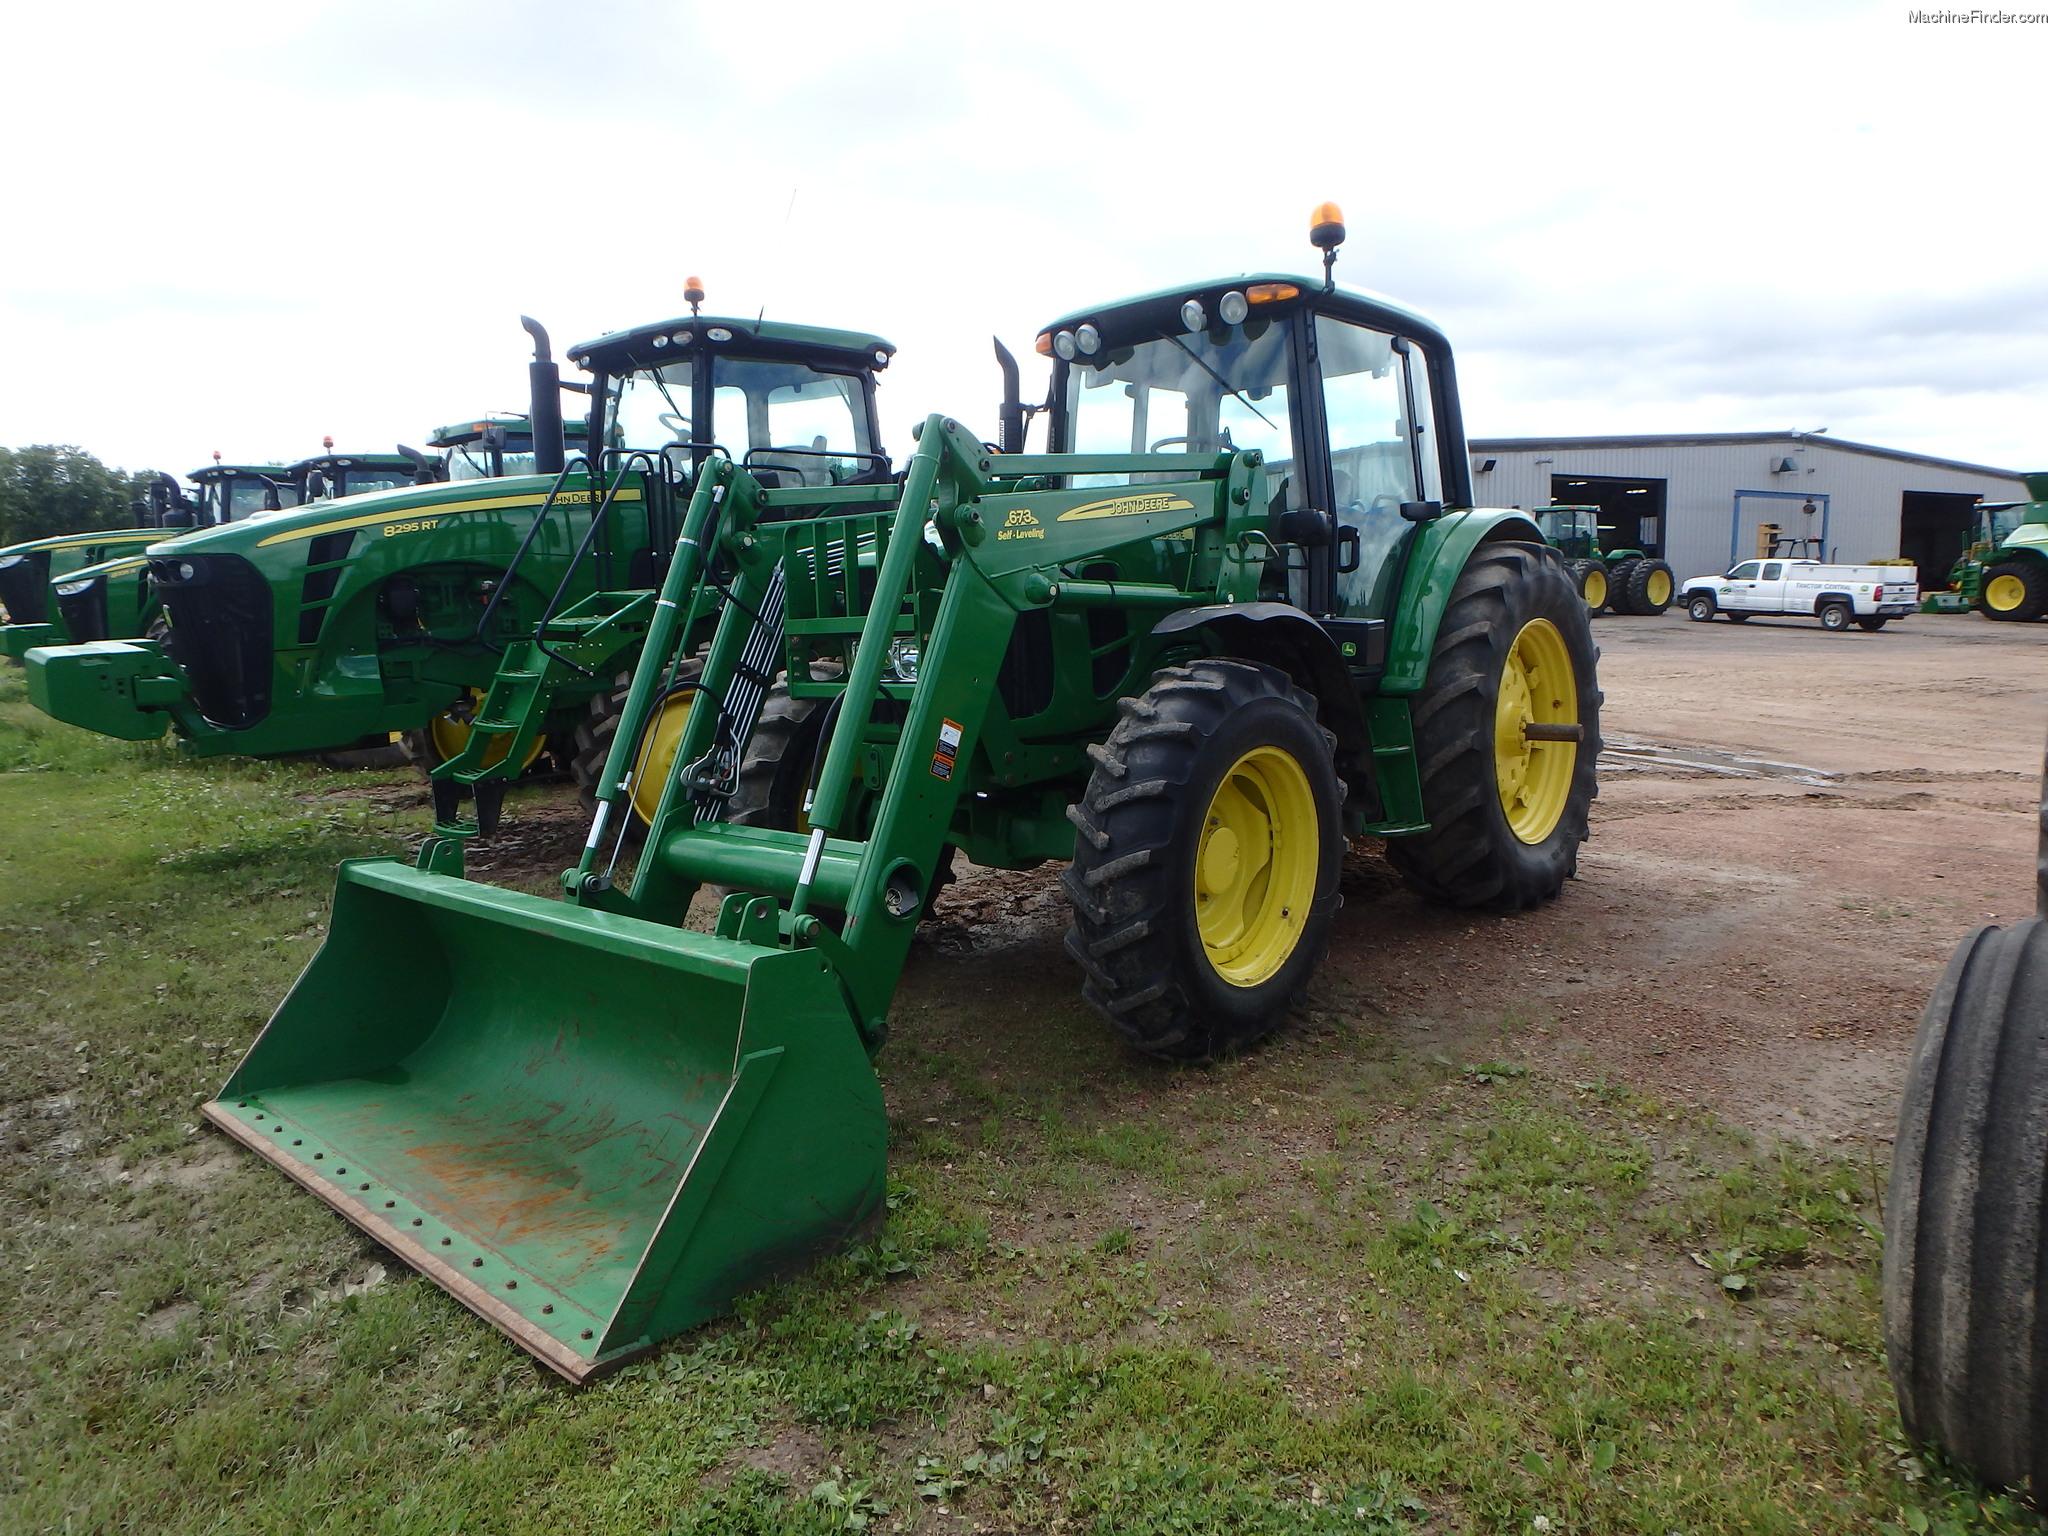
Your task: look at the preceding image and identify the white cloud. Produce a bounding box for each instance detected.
[1,0,2043,476]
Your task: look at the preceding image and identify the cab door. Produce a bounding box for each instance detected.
[1719,560,1764,610]
[1751,560,1787,612]
[1313,315,1441,619]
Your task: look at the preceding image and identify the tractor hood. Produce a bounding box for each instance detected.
[142,472,570,559]
[0,526,161,562]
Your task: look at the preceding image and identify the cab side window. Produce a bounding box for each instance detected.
[1760,562,1783,581]
[1727,562,1761,580]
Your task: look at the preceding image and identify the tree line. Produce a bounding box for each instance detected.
[0,445,161,547]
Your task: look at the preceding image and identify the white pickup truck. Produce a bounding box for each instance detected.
[1680,559,1919,631]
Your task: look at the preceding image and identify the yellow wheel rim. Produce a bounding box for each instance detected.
[1986,573,2028,611]
[1645,567,1672,607]
[1194,745,1320,988]
[627,691,696,826]
[1582,567,1608,610]
[427,690,545,772]
[1494,618,1578,845]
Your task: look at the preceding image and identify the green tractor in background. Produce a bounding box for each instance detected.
[0,458,306,661]
[23,309,895,789]
[204,210,1604,1382]
[1948,472,2048,621]
[1535,504,1674,615]
[421,413,592,483]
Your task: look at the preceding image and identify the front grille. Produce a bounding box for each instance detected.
[151,554,273,729]
[0,551,51,625]
[55,578,109,642]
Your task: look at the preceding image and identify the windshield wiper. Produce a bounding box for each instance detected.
[1159,330,1277,434]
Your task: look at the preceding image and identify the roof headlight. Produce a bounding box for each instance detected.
[706,326,732,342]
[672,330,693,345]
[1074,323,1101,356]
[651,334,668,348]
[1218,290,1249,325]
[1179,299,1206,332]
[874,350,889,366]
[1053,329,1078,361]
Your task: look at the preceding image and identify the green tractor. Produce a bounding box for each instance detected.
[203,211,1603,1382]
[423,413,593,483]
[1949,473,2048,621]
[23,312,895,776]
[1535,504,1674,615]
[0,459,305,661]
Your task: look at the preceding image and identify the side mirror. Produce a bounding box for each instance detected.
[1273,508,1334,547]
[1398,500,1443,523]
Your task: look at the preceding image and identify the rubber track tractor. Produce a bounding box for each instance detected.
[203,216,1603,1382]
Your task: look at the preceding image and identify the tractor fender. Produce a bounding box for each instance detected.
[1150,601,1370,783]
[1380,510,1546,695]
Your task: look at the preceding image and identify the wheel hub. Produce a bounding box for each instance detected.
[1195,746,1317,987]
[1493,618,1578,845]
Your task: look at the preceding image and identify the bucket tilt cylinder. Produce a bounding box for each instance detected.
[206,416,1267,1379]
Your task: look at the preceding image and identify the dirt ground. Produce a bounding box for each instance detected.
[462,609,2046,1150]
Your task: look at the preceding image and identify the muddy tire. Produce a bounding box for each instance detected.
[1977,561,2048,622]
[1885,917,2048,1495]
[1384,543,1602,912]
[1625,558,1675,616]
[729,679,832,830]
[1063,658,1344,1062]
[1604,557,1642,615]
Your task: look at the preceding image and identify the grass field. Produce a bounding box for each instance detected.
[0,666,2039,1535]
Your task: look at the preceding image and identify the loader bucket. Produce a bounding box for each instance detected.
[203,859,886,1382]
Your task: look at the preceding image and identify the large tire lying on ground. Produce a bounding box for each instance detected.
[1885,915,2048,1495]
[1385,542,1602,911]
[1063,657,1345,1062]
[1978,561,2048,622]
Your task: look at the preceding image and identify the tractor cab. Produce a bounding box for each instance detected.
[429,414,594,482]
[181,462,305,526]
[1536,506,1605,561]
[289,448,423,502]
[1039,267,1467,627]
[569,313,894,490]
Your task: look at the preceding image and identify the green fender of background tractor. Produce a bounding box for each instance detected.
[24,639,186,740]
[1378,509,1546,695]
[203,860,887,1383]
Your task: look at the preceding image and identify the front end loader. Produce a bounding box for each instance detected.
[208,214,1602,1381]
[23,311,894,767]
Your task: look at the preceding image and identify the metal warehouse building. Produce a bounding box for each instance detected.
[1466,431,2029,587]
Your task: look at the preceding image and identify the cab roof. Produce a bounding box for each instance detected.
[567,315,895,378]
[428,415,590,448]
[285,452,419,474]
[189,463,293,484]
[1039,274,1453,356]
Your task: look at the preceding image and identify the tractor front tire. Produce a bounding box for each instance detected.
[1885,917,2048,1496]
[1385,543,1602,912]
[1978,561,2048,622]
[1064,658,1344,1061]
[1626,559,1675,615]
[729,680,830,830]
[1566,558,1609,614]
[571,659,703,824]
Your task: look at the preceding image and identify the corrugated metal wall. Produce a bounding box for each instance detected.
[1466,439,2026,582]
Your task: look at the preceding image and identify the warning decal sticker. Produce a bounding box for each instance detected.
[930,718,964,780]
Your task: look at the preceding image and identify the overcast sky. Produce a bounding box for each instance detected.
[3,0,2042,479]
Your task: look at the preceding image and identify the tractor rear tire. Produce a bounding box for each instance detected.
[1625,559,1675,616]
[1978,562,2048,622]
[1064,658,1344,1062]
[1385,543,1602,912]
[1885,917,2048,1496]
[1604,558,1643,615]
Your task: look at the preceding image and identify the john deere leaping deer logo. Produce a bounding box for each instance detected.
[1056,492,1196,522]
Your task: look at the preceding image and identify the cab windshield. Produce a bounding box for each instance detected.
[218,476,300,521]
[339,468,416,497]
[1538,509,1597,543]
[1986,506,2026,543]
[1063,317,1294,489]
[607,355,876,486]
